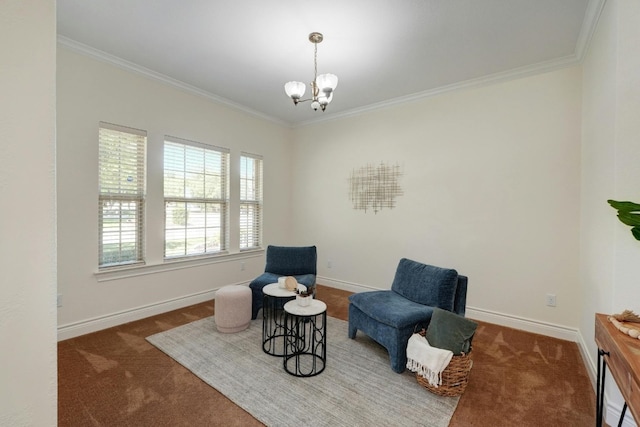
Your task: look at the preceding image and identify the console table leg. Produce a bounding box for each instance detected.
[596,348,609,427]
[617,402,627,427]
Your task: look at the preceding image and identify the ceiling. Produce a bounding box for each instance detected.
[57,0,603,127]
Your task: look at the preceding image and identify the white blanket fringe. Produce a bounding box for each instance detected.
[406,333,453,387]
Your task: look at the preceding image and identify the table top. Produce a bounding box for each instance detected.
[263,283,297,297]
[595,313,640,423]
[596,313,640,377]
[284,299,327,317]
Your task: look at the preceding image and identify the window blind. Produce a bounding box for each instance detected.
[98,122,146,268]
[240,153,263,250]
[164,136,229,258]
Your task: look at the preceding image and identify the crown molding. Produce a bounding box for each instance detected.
[296,0,608,128]
[59,0,607,131]
[295,53,581,128]
[57,35,288,127]
[575,0,608,62]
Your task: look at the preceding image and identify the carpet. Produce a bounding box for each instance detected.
[147,316,458,427]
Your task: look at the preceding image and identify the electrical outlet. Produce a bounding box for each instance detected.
[327,260,332,269]
[240,262,245,271]
[57,294,62,307]
[545,294,556,307]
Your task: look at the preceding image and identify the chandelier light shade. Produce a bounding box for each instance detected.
[284,81,306,100]
[284,32,338,112]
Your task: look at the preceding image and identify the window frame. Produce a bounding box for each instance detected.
[163,136,230,260]
[239,152,263,251]
[98,122,147,269]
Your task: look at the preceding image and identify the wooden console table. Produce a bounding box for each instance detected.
[595,313,640,426]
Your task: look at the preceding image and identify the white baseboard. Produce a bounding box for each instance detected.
[61,274,585,347]
[321,275,623,422]
[57,281,250,341]
[58,274,633,425]
[319,275,580,341]
[318,276,379,294]
[605,400,638,427]
[465,307,579,342]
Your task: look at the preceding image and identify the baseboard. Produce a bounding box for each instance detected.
[465,306,579,342]
[319,275,580,342]
[575,326,598,388]
[320,276,624,421]
[57,281,249,341]
[605,400,637,427]
[318,276,379,294]
[59,276,628,424]
[57,276,633,424]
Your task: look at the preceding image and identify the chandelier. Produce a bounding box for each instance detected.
[284,32,338,112]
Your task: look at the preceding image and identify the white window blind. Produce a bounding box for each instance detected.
[98,122,146,268]
[164,136,229,258]
[240,153,263,250]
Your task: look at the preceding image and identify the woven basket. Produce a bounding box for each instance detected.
[414,329,473,397]
[416,350,473,396]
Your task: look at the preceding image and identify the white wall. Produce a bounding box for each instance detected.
[291,67,583,331]
[580,0,640,425]
[57,48,294,338]
[0,1,57,425]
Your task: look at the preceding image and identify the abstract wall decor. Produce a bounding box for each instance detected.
[349,162,403,213]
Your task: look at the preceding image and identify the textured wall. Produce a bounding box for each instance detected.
[0,0,57,425]
[56,48,294,334]
[291,67,582,329]
[580,0,640,424]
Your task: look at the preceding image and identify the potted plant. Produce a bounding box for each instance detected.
[295,285,314,306]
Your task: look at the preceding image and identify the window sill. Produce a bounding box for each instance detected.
[94,249,264,282]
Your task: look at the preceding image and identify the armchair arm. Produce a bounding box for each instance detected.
[453,275,468,316]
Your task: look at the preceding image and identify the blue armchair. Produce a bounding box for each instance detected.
[348,258,468,373]
[249,245,317,319]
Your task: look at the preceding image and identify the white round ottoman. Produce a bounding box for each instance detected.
[215,285,252,333]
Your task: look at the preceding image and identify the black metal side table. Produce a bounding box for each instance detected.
[283,299,327,377]
[262,283,296,356]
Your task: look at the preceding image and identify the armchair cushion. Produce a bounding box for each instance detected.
[348,291,435,329]
[250,272,316,289]
[391,258,458,311]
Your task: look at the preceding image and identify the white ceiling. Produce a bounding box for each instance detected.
[57,0,603,127]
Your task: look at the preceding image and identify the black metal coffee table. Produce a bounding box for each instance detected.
[262,283,296,356]
[283,299,327,377]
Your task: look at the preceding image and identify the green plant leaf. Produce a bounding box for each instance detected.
[608,199,640,212]
[617,211,640,226]
[608,199,640,242]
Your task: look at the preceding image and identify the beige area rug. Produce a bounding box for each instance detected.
[147,316,458,427]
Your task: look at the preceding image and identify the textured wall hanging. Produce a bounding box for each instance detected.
[349,162,403,213]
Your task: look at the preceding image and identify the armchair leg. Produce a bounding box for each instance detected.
[348,323,357,339]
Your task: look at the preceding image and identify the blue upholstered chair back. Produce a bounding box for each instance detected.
[391,258,460,313]
[265,245,317,276]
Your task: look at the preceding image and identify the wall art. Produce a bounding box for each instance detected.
[349,162,403,214]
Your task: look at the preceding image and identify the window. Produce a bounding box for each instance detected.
[98,122,146,268]
[240,153,263,250]
[164,136,229,258]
